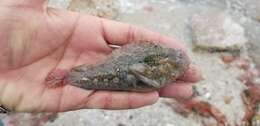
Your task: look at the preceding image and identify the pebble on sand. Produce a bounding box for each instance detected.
[68,0,120,19]
[245,0,260,22]
[190,8,248,51]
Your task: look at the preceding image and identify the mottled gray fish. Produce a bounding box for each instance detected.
[68,42,190,92]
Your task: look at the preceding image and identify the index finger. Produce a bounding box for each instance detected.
[100,18,186,51]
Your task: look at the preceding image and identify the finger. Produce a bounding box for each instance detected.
[178,64,203,83]
[40,85,159,112]
[100,18,187,51]
[3,0,47,8]
[48,9,186,52]
[159,82,195,99]
[83,90,159,110]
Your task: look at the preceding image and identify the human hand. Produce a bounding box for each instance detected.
[0,0,201,113]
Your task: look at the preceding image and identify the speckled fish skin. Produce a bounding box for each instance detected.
[68,42,190,92]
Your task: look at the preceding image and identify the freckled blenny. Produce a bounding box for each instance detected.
[68,42,190,92]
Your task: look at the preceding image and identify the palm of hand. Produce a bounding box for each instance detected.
[0,2,201,113]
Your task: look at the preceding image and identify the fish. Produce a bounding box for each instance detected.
[68,41,190,92]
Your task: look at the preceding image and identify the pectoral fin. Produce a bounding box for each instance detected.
[129,63,161,88]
